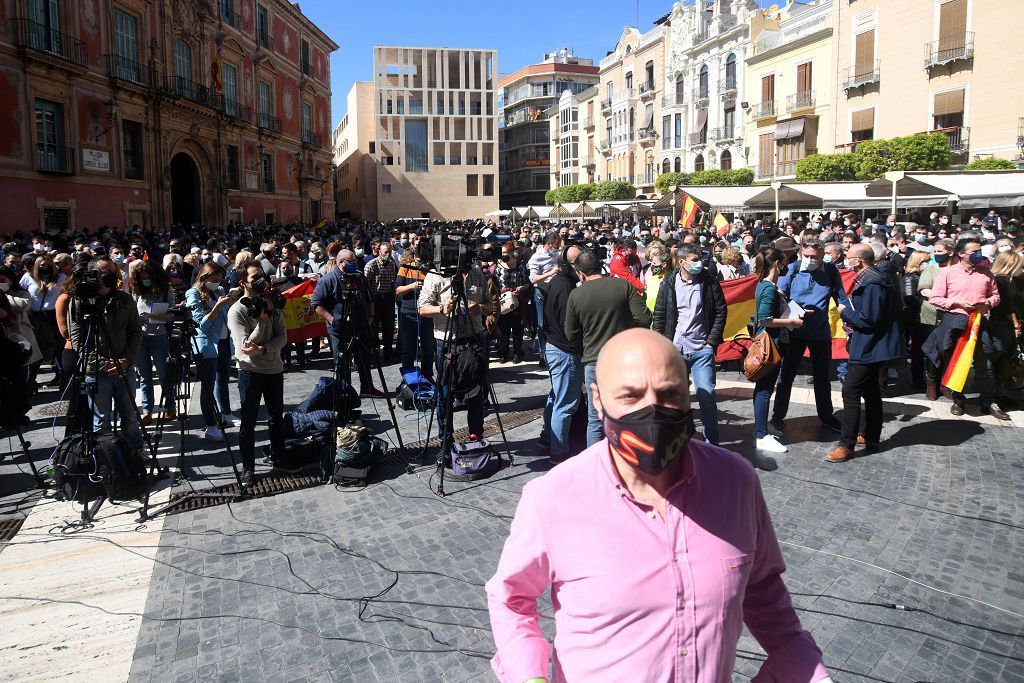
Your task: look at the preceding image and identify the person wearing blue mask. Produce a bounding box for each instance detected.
[772,239,850,435]
[652,244,728,445]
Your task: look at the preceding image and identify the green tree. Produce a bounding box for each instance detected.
[964,157,1016,171]
[593,180,636,201]
[655,172,691,194]
[545,183,597,205]
[888,133,951,174]
[689,168,754,185]
[853,138,894,180]
[795,153,859,181]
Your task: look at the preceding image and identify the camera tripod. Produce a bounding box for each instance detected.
[55,303,160,524]
[330,281,405,478]
[139,306,244,521]
[425,266,513,497]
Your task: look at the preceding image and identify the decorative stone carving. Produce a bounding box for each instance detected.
[282,84,294,120]
[171,0,202,40]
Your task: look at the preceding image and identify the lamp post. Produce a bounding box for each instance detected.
[94,98,118,141]
[669,184,678,227]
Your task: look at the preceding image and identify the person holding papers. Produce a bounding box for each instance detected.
[129,261,176,422]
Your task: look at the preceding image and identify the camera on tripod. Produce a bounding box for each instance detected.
[416,231,501,277]
[566,237,609,261]
[72,269,103,312]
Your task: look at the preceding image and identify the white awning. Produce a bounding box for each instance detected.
[652,186,764,212]
[865,171,1024,209]
[485,209,510,217]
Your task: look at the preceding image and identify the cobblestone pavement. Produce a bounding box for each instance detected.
[1,349,1022,682]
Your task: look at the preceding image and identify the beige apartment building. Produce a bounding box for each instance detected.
[548,86,600,190]
[596,21,668,196]
[831,0,1024,163]
[745,0,835,180]
[333,46,499,221]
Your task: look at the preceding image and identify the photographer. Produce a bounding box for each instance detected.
[67,258,145,453]
[311,250,386,398]
[186,263,238,441]
[228,264,288,485]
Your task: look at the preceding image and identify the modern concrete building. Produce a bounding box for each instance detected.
[596,20,669,197]
[745,0,835,180]
[333,46,499,221]
[0,0,337,230]
[661,0,756,177]
[548,85,600,190]
[497,50,598,208]
[831,0,1024,164]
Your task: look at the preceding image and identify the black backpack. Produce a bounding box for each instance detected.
[53,433,148,503]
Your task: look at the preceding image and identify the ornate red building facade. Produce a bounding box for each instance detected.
[0,0,337,231]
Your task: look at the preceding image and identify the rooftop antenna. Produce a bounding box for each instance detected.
[636,0,640,30]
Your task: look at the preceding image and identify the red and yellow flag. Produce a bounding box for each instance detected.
[280,279,327,344]
[942,311,981,393]
[680,194,699,228]
[713,211,730,236]
[313,216,328,230]
[211,52,223,93]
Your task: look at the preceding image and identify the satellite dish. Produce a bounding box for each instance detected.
[768,4,780,16]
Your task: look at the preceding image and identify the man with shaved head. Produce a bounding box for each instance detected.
[828,243,903,463]
[487,328,830,683]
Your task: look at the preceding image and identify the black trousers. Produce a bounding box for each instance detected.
[497,312,523,358]
[372,293,396,355]
[237,370,285,471]
[840,362,884,449]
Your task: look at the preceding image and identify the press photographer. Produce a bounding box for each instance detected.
[66,257,145,453]
[227,264,288,485]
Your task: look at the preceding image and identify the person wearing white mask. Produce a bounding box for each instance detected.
[186,262,240,440]
[771,240,850,434]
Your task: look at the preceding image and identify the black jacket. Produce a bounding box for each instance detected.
[652,270,728,348]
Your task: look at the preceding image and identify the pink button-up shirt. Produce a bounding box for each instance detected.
[486,439,828,683]
[928,262,1000,315]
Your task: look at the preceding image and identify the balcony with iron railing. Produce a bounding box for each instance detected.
[710,125,736,142]
[36,144,75,174]
[223,98,252,123]
[693,29,710,46]
[635,172,656,187]
[718,78,738,97]
[302,129,324,147]
[256,112,282,133]
[662,92,688,108]
[163,75,224,110]
[11,17,88,68]
[639,81,656,99]
[751,101,776,120]
[717,15,738,32]
[105,53,154,88]
[843,61,880,91]
[662,137,672,150]
[598,140,611,152]
[834,141,861,154]
[787,90,815,112]
[689,131,708,147]
[220,4,241,29]
[925,125,970,154]
[582,117,595,131]
[694,86,710,105]
[600,98,612,112]
[257,30,274,50]
[924,32,974,69]
[637,126,657,144]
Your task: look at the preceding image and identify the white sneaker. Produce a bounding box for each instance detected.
[755,434,788,453]
[204,426,224,441]
[223,413,240,426]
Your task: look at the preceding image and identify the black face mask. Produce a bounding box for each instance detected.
[933,253,952,266]
[38,266,54,278]
[603,404,696,476]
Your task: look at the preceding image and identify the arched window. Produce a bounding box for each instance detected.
[694,154,705,172]
[698,65,709,98]
[662,158,671,174]
[674,157,681,173]
[725,54,737,90]
[720,149,732,170]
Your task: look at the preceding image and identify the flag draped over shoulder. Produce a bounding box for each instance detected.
[942,311,981,393]
[280,279,327,344]
[713,268,858,362]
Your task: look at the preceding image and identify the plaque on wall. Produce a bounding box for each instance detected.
[82,148,111,173]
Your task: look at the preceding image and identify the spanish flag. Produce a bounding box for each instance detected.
[313,216,328,230]
[280,279,327,344]
[942,311,981,393]
[713,210,730,236]
[211,51,223,93]
[680,193,699,228]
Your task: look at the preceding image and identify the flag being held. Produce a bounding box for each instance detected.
[713,211,730,236]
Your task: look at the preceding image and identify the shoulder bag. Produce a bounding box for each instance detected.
[743,284,782,382]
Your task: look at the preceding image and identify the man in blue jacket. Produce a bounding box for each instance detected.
[773,239,849,433]
[827,244,903,463]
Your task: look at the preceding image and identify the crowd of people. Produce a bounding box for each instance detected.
[0,206,1021,482]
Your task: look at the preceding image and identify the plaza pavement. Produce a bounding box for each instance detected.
[0,347,1021,682]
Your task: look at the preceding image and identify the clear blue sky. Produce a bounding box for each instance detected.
[299,0,776,128]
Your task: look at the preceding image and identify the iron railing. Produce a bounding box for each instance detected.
[751,101,776,119]
[163,75,224,109]
[924,32,974,69]
[223,98,252,123]
[582,117,594,131]
[36,143,75,174]
[710,125,736,142]
[694,86,710,102]
[843,61,880,91]
[637,126,657,143]
[257,31,273,50]
[662,92,688,108]
[105,53,153,87]
[718,78,738,95]
[302,129,323,147]
[689,131,708,146]
[639,81,656,98]
[787,90,815,111]
[10,17,87,67]
[219,3,241,29]
[256,112,282,133]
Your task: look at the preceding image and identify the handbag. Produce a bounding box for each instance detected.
[499,290,518,315]
[742,286,782,382]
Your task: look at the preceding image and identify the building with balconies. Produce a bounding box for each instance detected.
[831,0,1024,166]
[498,50,598,208]
[335,46,499,221]
[744,0,834,181]
[0,0,338,230]
[597,19,668,197]
[548,86,599,191]
[661,0,756,177]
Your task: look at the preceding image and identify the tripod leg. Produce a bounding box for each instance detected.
[487,381,513,467]
[13,428,46,487]
[365,338,407,453]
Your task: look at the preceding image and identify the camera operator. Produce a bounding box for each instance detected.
[67,258,145,454]
[227,264,288,485]
[418,258,492,461]
[311,250,386,398]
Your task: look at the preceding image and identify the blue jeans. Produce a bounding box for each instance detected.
[85,370,144,450]
[434,337,485,456]
[543,343,582,457]
[681,345,719,445]
[533,288,547,351]
[772,337,834,422]
[199,339,233,427]
[753,362,783,439]
[584,362,603,447]
[137,334,169,414]
[398,312,436,379]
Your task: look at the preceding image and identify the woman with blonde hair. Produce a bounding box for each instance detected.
[640,239,671,313]
[186,262,239,439]
[718,246,745,280]
[990,251,1023,396]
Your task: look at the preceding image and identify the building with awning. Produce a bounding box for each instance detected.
[865,171,1024,213]
[652,186,765,214]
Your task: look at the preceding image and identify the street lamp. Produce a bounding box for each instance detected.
[669,184,678,226]
[94,98,118,141]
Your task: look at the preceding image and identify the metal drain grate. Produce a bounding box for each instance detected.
[164,474,324,514]
[384,406,544,463]
[0,517,26,544]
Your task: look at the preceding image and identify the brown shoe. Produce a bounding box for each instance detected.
[139,412,153,425]
[940,385,953,399]
[161,410,177,420]
[856,434,881,450]
[826,444,854,463]
[925,382,938,401]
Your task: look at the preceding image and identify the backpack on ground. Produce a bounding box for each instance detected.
[333,423,386,485]
[52,433,147,503]
[396,368,435,411]
[449,437,498,481]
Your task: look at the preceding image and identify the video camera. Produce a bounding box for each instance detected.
[566,237,609,261]
[416,231,501,278]
[241,284,286,320]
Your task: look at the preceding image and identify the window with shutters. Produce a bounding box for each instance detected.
[759,75,775,117]
[225,145,239,188]
[851,108,874,142]
[113,10,140,81]
[932,0,969,65]
[796,62,812,94]
[854,30,875,78]
[698,65,709,98]
[674,157,681,173]
[933,89,965,130]
[758,133,774,178]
